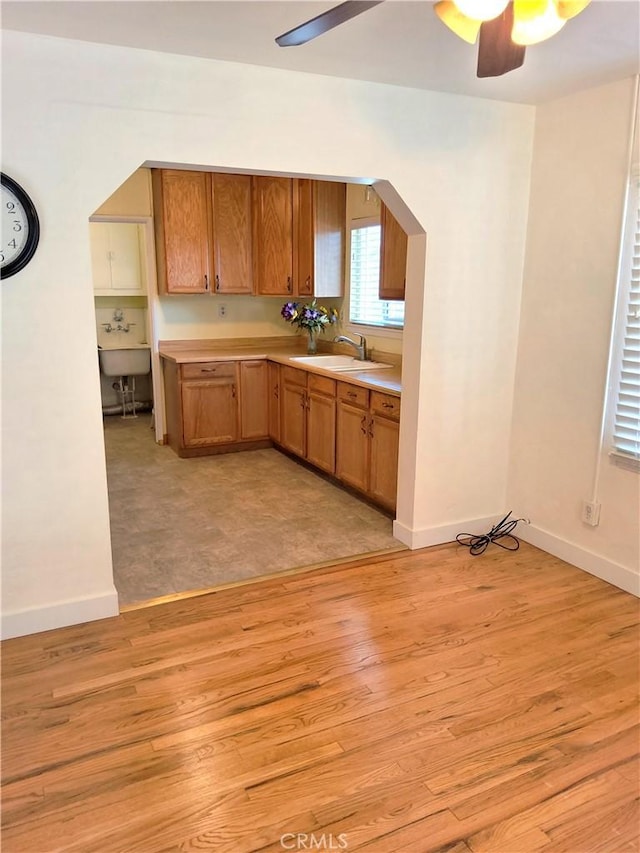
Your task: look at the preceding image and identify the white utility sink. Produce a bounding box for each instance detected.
[98,346,151,377]
[290,355,393,372]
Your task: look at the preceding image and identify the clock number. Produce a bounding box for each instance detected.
[1,173,40,278]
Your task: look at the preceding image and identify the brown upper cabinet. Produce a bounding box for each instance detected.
[379,202,408,301]
[296,179,346,299]
[153,170,211,294]
[152,170,254,295]
[252,176,295,297]
[211,173,253,295]
[153,169,346,298]
[252,175,346,298]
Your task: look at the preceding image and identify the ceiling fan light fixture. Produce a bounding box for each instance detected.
[511,0,566,45]
[434,0,481,44]
[453,0,509,22]
[556,0,591,19]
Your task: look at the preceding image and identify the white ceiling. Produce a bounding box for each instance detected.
[2,0,639,104]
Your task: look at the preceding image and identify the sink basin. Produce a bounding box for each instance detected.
[291,355,358,368]
[290,355,393,372]
[98,346,151,377]
[334,361,393,372]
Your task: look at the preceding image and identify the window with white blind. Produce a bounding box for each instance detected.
[349,220,405,329]
[611,171,640,468]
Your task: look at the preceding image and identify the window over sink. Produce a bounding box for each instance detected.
[349,218,405,331]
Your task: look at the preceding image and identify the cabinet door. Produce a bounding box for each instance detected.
[296,178,314,297]
[379,202,407,301]
[336,401,370,493]
[369,414,399,511]
[253,176,294,296]
[312,180,346,299]
[281,381,307,457]
[297,179,346,299]
[181,377,238,446]
[211,173,253,294]
[91,222,145,296]
[90,223,111,292]
[109,223,145,293]
[153,170,210,294]
[268,362,281,443]
[307,392,336,474]
[240,360,269,440]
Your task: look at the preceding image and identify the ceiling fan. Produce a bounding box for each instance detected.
[275,0,591,78]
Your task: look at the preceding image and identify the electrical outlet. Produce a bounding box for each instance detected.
[582,500,601,527]
[218,304,227,318]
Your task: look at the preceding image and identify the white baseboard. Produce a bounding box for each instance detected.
[393,515,499,550]
[1,589,119,640]
[393,517,639,598]
[518,524,640,597]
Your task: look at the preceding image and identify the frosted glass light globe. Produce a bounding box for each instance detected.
[453,0,509,21]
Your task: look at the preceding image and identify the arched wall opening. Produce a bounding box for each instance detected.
[1,30,535,636]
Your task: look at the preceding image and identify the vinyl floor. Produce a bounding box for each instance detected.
[104,414,402,607]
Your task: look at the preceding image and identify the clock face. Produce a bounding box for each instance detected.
[1,174,40,278]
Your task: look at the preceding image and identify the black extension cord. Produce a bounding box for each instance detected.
[456,511,529,556]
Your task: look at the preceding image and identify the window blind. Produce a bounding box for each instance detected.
[612,176,640,460]
[350,223,405,328]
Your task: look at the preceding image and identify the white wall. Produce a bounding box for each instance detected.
[1,30,534,637]
[508,77,640,594]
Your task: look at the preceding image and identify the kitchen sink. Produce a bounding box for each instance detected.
[98,346,151,377]
[291,355,357,368]
[290,355,393,372]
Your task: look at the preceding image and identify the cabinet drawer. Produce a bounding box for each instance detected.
[370,391,401,420]
[308,374,336,397]
[337,382,369,409]
[182,361,237,380]
[282,366,308,387]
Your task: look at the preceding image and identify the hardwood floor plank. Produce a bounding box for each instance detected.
[1,542,638,852]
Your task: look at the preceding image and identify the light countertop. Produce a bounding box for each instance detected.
[159,342,402,396]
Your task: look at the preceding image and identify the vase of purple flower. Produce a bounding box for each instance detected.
[280,299,339,353]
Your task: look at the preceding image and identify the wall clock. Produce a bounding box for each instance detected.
[1,173,40,278]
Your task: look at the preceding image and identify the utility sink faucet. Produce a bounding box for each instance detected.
[333,334,368,361]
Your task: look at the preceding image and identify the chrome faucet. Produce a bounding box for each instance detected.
[333,334,368,361]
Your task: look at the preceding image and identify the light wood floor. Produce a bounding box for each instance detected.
[1,542,638,852]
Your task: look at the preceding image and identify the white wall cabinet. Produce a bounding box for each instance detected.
[90,222,146,296]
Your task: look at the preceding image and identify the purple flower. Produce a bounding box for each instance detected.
[281,302,299,322]
[281,300,340,333]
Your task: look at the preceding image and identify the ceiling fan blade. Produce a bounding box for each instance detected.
[276,1,384,47]
[477,1,526,77]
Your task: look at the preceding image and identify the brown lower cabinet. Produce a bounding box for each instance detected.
[162,358,269,457]
[279,367,336,474]
[268,362,281,443]
[336,383,400,511]
[163,357,400,509]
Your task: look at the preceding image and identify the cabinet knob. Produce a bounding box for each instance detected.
[274,385,279,399]
[368,418,374,438]
[201,367,217,373]
[204,274,209,291]
[287,276,292,293]
[382,402,394,409]
[360,415,367,435]
[347,391,357,398]
[215,275,221,292]
[231,384,236,398]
